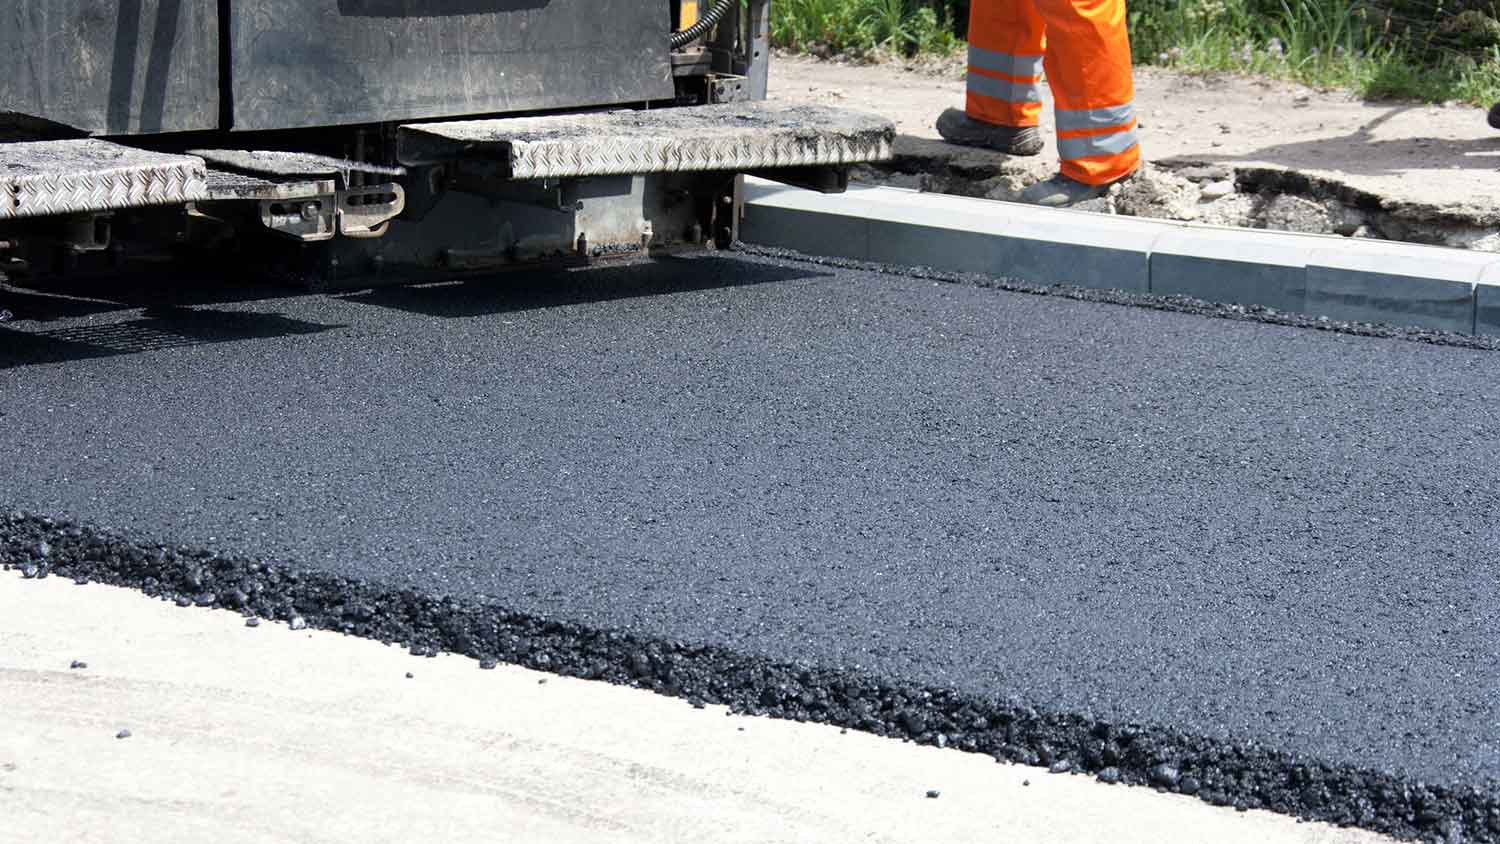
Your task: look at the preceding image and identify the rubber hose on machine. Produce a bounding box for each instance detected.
[670,0,736,49]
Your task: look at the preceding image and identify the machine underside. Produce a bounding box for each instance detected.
[0,0,893,290]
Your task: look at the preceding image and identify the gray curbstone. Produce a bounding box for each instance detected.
[1303,246,1491,335]
[1149,229,1314,314]
[741,202,871,262]
[861,215,1154,292]
[975,214,1156,293]
[863,219,1005,275]
[1474,266,1500,337]
[741,178,1500,337]
[744,181,1153,292]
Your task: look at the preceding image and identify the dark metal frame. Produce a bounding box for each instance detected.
[0,1,793,287]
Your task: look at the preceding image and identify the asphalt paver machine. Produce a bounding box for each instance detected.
[0,1,891,288]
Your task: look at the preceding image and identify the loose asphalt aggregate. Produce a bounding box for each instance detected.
[3,251,1499,840]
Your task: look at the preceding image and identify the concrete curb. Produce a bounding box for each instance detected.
[742,178,1500,336]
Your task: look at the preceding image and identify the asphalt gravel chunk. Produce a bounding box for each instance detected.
[3,252,1500,841]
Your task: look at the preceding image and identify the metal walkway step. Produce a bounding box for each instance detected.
[396,103,895,179]
[1,139,207,220]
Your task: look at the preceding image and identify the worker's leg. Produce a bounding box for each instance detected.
[935,0,1046,155]
[1034,0,1139,186]
[966,0,1047,127]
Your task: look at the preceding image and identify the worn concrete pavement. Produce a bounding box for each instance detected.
[0,574,1395,844]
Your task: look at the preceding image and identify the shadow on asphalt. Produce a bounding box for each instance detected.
[0,254,832,368]
[0,273,318,324]
[338,255,833,319]
[0,306,339,369]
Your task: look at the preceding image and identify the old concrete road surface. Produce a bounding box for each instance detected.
[0,576,1391,844]
[2,252,1499,839]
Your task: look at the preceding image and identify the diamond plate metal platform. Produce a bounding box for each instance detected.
[1,140,208,220]
[397,103,895,180]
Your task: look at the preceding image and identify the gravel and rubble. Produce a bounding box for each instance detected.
[852,136,1500,250]
[771,57,1500,249]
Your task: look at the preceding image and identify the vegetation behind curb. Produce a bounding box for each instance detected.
[770,0,1500,106]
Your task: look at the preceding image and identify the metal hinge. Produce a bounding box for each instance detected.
[259,183,406,242]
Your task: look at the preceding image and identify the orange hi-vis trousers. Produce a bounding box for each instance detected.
[965,0,1140,185]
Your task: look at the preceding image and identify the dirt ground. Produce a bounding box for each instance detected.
[768,56,1500,249]
[1,574,1392,844]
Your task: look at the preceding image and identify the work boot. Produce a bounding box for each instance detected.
[935,108,1043,156]
[1020,172,1124,208]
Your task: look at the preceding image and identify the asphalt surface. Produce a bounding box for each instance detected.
[3,253,1500,834]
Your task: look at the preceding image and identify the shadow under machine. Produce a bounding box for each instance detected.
[0,0,891,287]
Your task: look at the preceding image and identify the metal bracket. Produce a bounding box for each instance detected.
[257,183,405,242]
[260,194,337,242]
[339,184,406,239]
[709,74,751,104]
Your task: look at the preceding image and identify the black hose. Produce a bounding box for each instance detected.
[670,0,736,49]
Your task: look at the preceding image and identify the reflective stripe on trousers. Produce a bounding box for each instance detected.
[1056,126,1139,161]
[965,45,1045,127]
[966,69,1042,105]
[1054,103,1134,132]
[1055,102,1138,163]
[968,45,1045,81]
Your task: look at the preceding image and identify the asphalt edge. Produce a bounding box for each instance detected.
[729,245,1500,353]
[742,179,1500,338]
[4,511,1496,843]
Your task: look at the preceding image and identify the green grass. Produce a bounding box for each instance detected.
[770,0,962,57]
[771,0,1500,106]
[1132,0,1500,105]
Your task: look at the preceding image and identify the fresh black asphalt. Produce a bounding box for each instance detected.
[3,253,1499,837]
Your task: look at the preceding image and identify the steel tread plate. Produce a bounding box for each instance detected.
[399,103,895,179]
[2,140,208,220]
